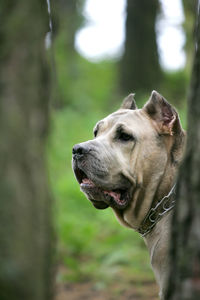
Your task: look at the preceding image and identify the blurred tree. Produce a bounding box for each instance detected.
[166,2,200,299]
[0,1,54,300]
[182,0,196,72]
[51,0,85,108]
[120,0,162,96]
[52,0,84,52]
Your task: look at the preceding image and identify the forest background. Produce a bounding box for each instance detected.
[47,0,196,298]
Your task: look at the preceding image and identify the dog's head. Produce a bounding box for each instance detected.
[72,91,185,215]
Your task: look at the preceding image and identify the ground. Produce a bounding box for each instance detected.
[55,267,159,300]
[55,280,158,300]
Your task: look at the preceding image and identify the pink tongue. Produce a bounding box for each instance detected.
[104,190,121,202]
[82,179,121,203]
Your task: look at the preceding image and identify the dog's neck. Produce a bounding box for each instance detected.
[113,160,180,300]
[113,177,175,299]
[113,160,177,231]
[143,211,173,299]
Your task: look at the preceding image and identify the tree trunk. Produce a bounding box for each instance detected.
[0,1,54,300]
[120,0,162,95]
[51,0,80,52]
[51,0,84,108]
[182,0,196,71]
[166,2,200,299]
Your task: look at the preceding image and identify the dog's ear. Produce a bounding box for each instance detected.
[120,93,137,110]
[143,90,182,135]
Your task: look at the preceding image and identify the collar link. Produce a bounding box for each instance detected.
[137,185,176,237]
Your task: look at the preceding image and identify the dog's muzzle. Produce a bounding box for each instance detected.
[72,143,132,210]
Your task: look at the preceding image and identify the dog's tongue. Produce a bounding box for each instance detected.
[82,178,121,202]
[104,190,121,202]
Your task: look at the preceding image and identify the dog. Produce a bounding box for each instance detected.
[72,91,186,299]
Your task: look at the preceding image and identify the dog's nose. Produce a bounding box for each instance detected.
[72,144,89,157]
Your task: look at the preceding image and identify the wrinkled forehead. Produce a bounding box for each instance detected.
[95,109,154,135]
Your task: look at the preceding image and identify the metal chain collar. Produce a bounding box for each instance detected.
[138,185,176,237]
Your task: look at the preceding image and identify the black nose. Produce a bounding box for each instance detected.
[72,144,89,157]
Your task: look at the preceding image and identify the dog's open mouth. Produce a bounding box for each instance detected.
[73,166,130,210]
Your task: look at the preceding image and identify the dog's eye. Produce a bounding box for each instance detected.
[94,129,98,137]
[118,132,134,142]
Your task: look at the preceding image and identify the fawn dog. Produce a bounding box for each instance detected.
[72,91,185,299]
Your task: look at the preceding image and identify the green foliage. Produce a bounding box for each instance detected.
[48,25,188,287]
[160,70,189,108]
[54,30,118,112]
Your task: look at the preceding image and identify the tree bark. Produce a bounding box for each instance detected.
[120,0,162,95]
[166,2,200,299]
[0,1,54,300]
